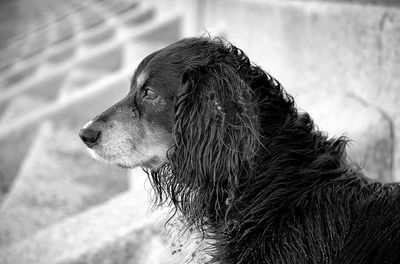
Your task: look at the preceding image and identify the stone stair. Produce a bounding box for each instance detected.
[0,173,169,264]
[0,0,186,262]
[0,122,129,246]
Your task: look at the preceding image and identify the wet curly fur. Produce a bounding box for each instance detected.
[146,38,400,264]
[80,37,400,264]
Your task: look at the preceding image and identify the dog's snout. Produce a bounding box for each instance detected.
[79,127,101,148]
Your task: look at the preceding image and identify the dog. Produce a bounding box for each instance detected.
[79,37,400,264]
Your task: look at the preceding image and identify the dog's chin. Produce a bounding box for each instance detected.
[87,148,166,171]
[139,157,166,171]
[116,159,166,171]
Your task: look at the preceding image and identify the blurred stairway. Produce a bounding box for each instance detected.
[0,0,184,263]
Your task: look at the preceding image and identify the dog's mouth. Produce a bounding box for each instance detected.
[87,143,168,171]
[116,163,135,169]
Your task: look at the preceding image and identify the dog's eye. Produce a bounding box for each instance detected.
[144,88,158,100]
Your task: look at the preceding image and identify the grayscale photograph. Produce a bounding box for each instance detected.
[0,0,399,263]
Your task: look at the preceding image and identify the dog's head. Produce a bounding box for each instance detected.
[79,37,293,224]
[80,37,262,169]
[78,39,190,170]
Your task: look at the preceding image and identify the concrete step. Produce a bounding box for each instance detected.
[0,121,129,247]
[0,171,168,264]
[0,5,171,105]
[0,12,182,199]
[0,167,211,264]
[0,95,48,125]
[84,27,115,46]
[3,64,39,87]
[77,45,123,73]
[47,46,76,64]
[0,1,152,81]
[0,5,183,260]
[0,74,128,200]
[0,73,65,119]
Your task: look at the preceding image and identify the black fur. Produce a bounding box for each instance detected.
[134,37,400,263]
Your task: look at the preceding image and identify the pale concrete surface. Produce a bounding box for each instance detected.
[0,2,180,197]
[0,122,128,246]
[304,94,393,182]
[292,0,399,5]
[0,173,166,264]
[0,1,19,50]
[0,169,208,264]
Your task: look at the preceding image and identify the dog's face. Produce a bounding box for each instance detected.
[79,37,265,172]
[79,44,186,170]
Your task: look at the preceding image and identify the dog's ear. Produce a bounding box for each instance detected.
[168,64,260,225]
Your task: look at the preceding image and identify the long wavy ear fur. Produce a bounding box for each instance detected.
[150,61,260,232]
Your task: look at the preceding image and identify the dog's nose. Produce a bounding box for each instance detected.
[79,128,101,148]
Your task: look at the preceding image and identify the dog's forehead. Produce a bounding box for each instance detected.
[133,56,182,91]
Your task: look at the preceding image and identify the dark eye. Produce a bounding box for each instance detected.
[144,88,158,100]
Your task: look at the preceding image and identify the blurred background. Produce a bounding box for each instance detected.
[0,0,399,263]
